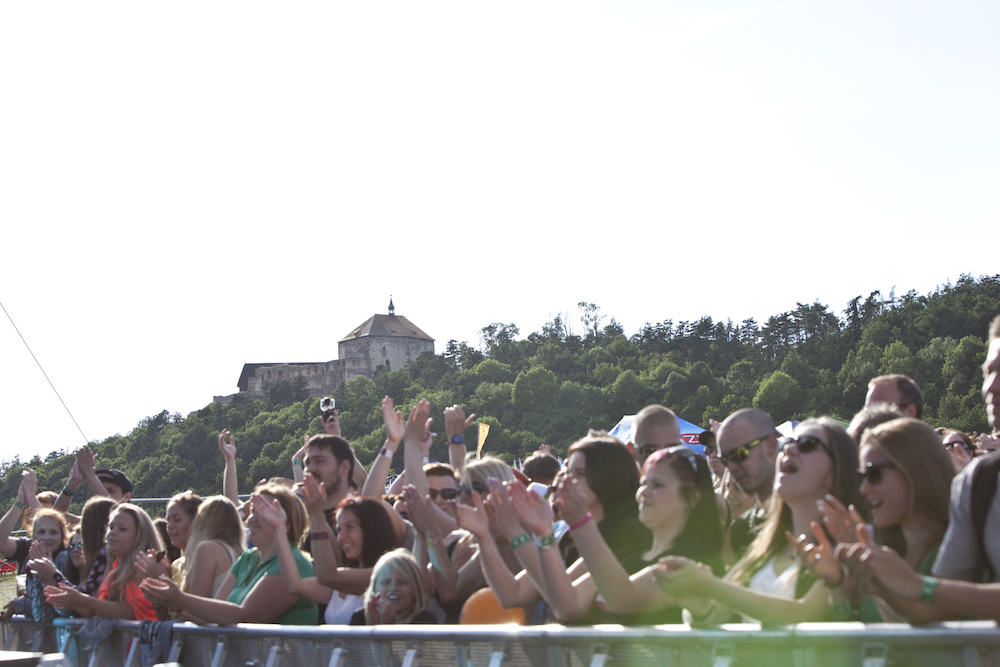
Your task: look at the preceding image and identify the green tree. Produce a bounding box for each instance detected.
[754,371,804,423]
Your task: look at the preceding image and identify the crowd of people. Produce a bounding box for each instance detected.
[1,315,999,631]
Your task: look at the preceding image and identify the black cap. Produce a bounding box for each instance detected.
[95,469,133,494]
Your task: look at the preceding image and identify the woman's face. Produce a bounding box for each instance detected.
[165,501,195,551]
[106,512,138,560]
[246,493,281,546]
[336,508,364,562]
[427,475,459,518]
[68,533,85,569]
[373,565,415,619]
[859,445,910,529]
[636,460,690,530]
[32,517,64,555]
[775,424,834,503]
[565,452,599,511]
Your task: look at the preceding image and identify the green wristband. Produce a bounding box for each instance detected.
[13,500,27,511]
[292,459,304,467]
[538,534,557,550]
[920,576,939,605]
[509,533,532,550]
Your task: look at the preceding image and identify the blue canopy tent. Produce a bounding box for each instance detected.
[609,414,708,456]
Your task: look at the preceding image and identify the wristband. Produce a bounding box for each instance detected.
[381,448,394,460]
[13,500,27,511]
[426,536,443,547]
[568,512,593,531]
[687,599,716,623]
[292,459,304,467]
[920,576,939,605]
[61,486,75,497]
[538,534,557,550]
[309,532,330,541]
[509,533,531,550]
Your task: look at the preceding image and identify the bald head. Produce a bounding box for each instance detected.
[716,408,780,500]
[631,404,682,465]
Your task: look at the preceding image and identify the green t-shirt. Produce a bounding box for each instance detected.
[228,547,319,625]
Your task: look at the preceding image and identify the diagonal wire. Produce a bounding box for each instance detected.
[1,299,90,444]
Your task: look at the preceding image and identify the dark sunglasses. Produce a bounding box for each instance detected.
[428,488,460,501]
[459,481,490,495]
[779,435,829,455]
[944,440,975,453]
[859,461,897,485]
[638,442,683,460]
[720,435,769,466]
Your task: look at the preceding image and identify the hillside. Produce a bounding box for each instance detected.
[3,274,998,510]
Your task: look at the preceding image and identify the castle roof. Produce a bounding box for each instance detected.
[340,314,434,343]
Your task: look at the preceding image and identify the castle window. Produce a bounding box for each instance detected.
[386,361,391,371]
[278,371,283,380]
[267,371,272,380]
[382,346,387,356]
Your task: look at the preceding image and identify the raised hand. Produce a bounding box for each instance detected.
[444,405,476,440]
[301,473,328,516]
[404,399,433,448]
[382,396,405,446]
[20,469,38,499]
[44,583,87,611]
[251,494,288,533]
[27,555,57,583]
[508,480,555,537]
[488,481,528,540]
[322,410,341,436]
[787,522,843,587]
[455,491,491,540]
[218,429,237,461]
[135,550,170,581]
[403,486,440,537]
[552,476,589,526]
[818,495,866,544]
[76,446,96,473]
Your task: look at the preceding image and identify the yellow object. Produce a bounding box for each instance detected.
[477,423,491,459]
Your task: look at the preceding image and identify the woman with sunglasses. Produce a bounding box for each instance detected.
[808,418,954,621]
[656,418,866,625]
[938,427,977,472]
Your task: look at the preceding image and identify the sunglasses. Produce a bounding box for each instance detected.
[944,440,975,453]
[638,442,683,460]
[859,461,897,485]
[720,435,769,466]
[458,481,490,496]
[779,435,829,455]
[428,488,460,501]
[664,445,699,473]
[67,543,83,551]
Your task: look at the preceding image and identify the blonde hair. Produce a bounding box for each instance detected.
[364,549,430,624]
[102,504,163,602]
[461,456,515,488]
[254,482,309,548]
[27,508,68,548]
[182,496,247,591]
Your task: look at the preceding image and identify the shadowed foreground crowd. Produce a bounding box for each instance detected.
[3,316,1000,631]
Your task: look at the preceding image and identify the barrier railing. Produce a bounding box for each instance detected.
[4,616,1000,667]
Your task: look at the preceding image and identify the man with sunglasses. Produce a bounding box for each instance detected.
[629,404,684,466]
[716,408,781,558]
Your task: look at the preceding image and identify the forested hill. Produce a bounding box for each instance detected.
[3,275,999,509]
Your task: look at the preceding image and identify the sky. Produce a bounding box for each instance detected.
[1,1,997,465]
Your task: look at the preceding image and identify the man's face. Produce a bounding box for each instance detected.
[983,338,1000,432]
[632,419,682,466]
[865,381,917,418]
[304,445,348,498]
[102,482,130,503]
[716,419,775,498]
[427,475,460,518]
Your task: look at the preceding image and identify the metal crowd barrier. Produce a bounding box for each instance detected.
[5,616,1000,667]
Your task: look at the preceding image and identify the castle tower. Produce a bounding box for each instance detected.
[338,301,434,379]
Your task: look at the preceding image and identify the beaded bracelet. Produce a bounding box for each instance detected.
[920,576,939,605]
[61,486,75,497]
[426,536,443,547]
[509,533,532,550]
[568,512,593,531]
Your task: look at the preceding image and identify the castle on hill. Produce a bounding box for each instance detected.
[226,299,434,400]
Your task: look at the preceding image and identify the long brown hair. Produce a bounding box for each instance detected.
[727,418,865,595]
[102,504,163,602]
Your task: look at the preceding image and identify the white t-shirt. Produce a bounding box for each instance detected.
[324,590,363,625]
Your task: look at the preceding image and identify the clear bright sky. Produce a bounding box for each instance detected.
[2,1,997,465]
